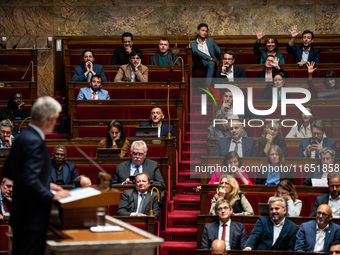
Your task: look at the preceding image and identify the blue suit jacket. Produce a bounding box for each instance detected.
[190,38,221,64]
[295,220,340,252]
[216,66,247,79]
[71,63,108,82]
[310,194,329,217]
[214,137,257,157]
[286,44,320,64]
[245,216,299,251]
[201,220,248,249]
[50,160,78,185]
[297,138,337,158]
[76,87,110,100]
[139,122,175,137]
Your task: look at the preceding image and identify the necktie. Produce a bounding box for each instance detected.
[133,166,140,176]
[138,194,145,213]
[221,223,226,241]
[92,92,96,100]
[234,141,240,152]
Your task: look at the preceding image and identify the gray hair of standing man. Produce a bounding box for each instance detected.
[31,96,62,125]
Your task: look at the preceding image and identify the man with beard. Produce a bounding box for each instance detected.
[297,120,337,158]
[216,52,247,81]
[139,106,175,138]
[50,145,78,185]
[214,119,256,157]
[149,38,180,66]
[71,49,107,82]
[243,197,299,251]
[287,25,320,66]
[111,140,165,191]
[76,75,110,100]
[0,177,13,219]
[111,32,143,65]
[295,204,340,252]
[117,172,159,219]
[114,51,148,82]
[310,172,340,217]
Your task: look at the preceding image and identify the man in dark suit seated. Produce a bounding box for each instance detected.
[76,74,110,100]
[74,175,92,188]
[295,204,340,252]
[216,52,246,81]
[214,119,256,157]
[287,25,320,66]
[149,38,180,66]
[117,172,159,219]
[50,145,78,185]
[201,199,248,250]
[111,32,143,65]
[0,177,13,220]
[243,197,299,251]
[310,172,340,217]
[111,140,166,191]
[139,106,175,138]
[71,49,107,82]
[297,120,337,158]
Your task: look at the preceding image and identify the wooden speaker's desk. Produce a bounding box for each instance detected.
[47,216,163,255]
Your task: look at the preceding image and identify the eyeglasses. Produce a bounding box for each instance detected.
[316,211,330,217]
[0,130,11,135]
[220,182,230,186]
[132,152,145,157]
[54,153,65,157]
[216,206,229,212]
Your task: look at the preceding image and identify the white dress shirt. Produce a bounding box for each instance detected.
[313,223,329,252]
[272,218,285,246]
[329,194,340,218]
[218,219,231,250]
[229,137,243,157]
[197,38,211,57]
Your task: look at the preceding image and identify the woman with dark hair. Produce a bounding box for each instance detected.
[258,120,288,157]
[254,29,284,64]
[98,120,130,158]
[257,56,288,82]
[286,105,318,138]
[1,92,30,121]
[269,179,302,216]
[307,62,340,90]
[259,72,291,99]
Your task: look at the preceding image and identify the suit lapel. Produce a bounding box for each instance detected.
[62,164,68,184]
[213,221,219,240]
[142,191,151,214]
[132,190,139,211]
[229,221,234,249]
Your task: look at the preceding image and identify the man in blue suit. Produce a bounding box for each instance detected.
[244,197,299,251]
[201,199,248,250]
[214,119,257,157]
[71,49,108,82]
[287,25,320,66]
[297,120,337,158]
[76,74,110,100]
[2,96,70,255]
[190,23,220,80]
[216,52,247,81]
[296,204,340,252]
[50,145,78,185]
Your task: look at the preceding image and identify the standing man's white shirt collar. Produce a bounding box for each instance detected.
[196,38,211,57]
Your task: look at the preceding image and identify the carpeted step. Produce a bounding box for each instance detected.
[187,121,210,131]
[182,141,207,151]
[186,131,208,141]
[168,210,200,228]
[178,160,200,172]
[182,150,207,161]
[161,228,197,242]
[179,172,202,183]
[160,241,197,255]
[173,188,201,202]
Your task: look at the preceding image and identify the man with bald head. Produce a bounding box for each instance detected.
[295,204,340,252]
[211,239,227,255]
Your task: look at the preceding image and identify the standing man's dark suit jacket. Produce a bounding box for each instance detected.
[71,63,108,82]
[286,44,320,64]
[245,216,299,251]
[295,220,340,252]
[139,122,175,137]
[50,160,78,185]
[201,220,248,249]
[149,52,180,65]
[117,188,159,219]
[214,137,257,157]
[297,138,337,158]
[111,159,166,191]
[3,126,54,254]
[310,194,329,217]
[111,46,143,65]
[216,66,247,79]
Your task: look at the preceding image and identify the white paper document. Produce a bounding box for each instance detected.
[59,187,101,204]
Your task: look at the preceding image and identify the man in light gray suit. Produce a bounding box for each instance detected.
[76,74,110,100]
[117,172,159,219]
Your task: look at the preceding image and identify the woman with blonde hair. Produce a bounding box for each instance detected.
[209,175,254,216]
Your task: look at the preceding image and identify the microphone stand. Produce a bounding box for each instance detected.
[18,117,31,134]
[148,186,161,217]
[20,61,34,82]
[170,56,185,83]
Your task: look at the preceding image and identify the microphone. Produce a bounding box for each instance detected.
[148,186,161,217]
[172,37,179,54]
[169,57,180,72]
[169,56,185,83]
[87,72,93,82]
[167,79,171,86]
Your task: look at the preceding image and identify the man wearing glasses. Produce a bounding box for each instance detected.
[111,140,165,191]
[50,145,78,185]
[295,204,340,252]
[201,199,248,250]
[216,52,247,81]
[0,119,13,148]
[114,51,148,82]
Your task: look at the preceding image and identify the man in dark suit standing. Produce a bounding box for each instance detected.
[117,172,159,219]
[216,52,247,81]
[243,197,299,251]
[2,96,70,255]
[111,140,166,191]
[149,38,180,66]
[201,199,248,250]
[139,106,175,138]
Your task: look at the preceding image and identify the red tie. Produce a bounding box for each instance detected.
[221,223,226,240]
[92,92,96,100]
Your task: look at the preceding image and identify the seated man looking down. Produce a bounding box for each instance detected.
[149,38,180,66]
[117,172,159,219]
[0,119,14,148]
[76,75,110,100]
[71,49,107,82]
[216,52,247,81]
[0,177,13,220]
[111,32,143,65]
[74,175,92,187]
[114,51,148,82]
